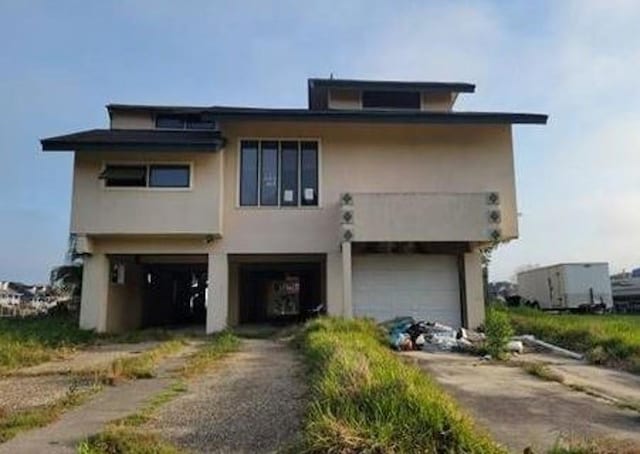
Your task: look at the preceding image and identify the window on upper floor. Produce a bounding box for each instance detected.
[239,140,319,207]
[100,164,191,188]
[361,90,421,109]
[155,114,216,130]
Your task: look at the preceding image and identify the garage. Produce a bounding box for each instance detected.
[352,254,462,327]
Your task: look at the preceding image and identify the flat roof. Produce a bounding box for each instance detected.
[41,129,225,151]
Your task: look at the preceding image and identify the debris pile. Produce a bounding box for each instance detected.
[381,317,485,352]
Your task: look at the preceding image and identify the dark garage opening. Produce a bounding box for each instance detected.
[141,259,207,329]
[238,260,325,324]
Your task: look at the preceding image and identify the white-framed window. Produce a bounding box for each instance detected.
[239,140,319,207]
[100,164,191,188]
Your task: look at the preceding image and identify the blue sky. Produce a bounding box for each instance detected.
[1,0,639,283]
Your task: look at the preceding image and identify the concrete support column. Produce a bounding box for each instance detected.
[341,242,353,318]
[207,252,228,333]
[463,250,485,329]
[325,251,344,316]
[79,253,109,332]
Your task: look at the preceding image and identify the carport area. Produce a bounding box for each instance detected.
[228,254,326,326]
[106,254,208,332]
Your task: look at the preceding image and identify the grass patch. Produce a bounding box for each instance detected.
[0,315,96,373]
[0,381,99,443]
[521,361,565,383]
[81,340,187,385]
[77,427,181,454]
[180,331,240,378]
[294,317,505,453]
[549,435,640,454]
[506,308,640,373]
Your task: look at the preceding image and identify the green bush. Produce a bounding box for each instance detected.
[295,317,505,453]
[484,307,514,359]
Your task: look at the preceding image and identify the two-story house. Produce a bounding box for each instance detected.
[42,78,546,333]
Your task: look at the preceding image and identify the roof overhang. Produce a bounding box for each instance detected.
[204,107,547,125]
[41,129,226,152]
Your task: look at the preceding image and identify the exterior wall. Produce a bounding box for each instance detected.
[71,150,223,236]
[110,111,154,129]
[328,89,361,109]
[216,121,517,253]
[421,92,455,111]
[74,119,515,332]
[106,262,144,333]
[463,250,485,329]
[349,192,503,242]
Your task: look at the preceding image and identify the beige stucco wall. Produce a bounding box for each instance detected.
[215,121,516,253]
[421,92,455,111]
[106,262,144,333]
[71,150,223,236]
[74,119,516,332]
[110,111,154,129]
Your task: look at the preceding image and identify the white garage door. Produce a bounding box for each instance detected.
[352,254,462,327]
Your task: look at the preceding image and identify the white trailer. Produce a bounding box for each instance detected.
[516,263,613,310]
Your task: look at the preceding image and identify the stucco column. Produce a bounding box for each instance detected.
[463,250,485,329]
[79,253,109,332]
[325,251,344,316]
[207,252,228,333]
[341,242,353,318]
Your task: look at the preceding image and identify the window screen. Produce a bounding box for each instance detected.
[149,165,190,188]
[260,141,279,206]
[155,114,186,129]
[280,141,299,206]
[300,142,318,206]
[100,165,147,187]
[240,141,259,206]
[362,90,421,109]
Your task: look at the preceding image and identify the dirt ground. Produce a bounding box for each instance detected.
[403,350,640,453]
[146,338,307,453]
[0,341,161,414]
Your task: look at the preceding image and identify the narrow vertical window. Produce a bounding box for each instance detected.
[280,141,298,206]
[260,141,279,206]
[300,141,318,206]
[240,141,259,206]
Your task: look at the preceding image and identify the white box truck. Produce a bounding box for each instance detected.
[516,263,613,311]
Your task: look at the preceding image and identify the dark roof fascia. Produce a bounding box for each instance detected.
[41,129,225,152]
[308,78,476,93]
[107,104,212,115]
[206,107,548,125]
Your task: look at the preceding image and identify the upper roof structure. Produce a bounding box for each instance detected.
[42,77,547,151]
[41,129,225,151]
[307,78,476,110]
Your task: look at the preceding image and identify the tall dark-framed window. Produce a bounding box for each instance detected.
[240,141,259,206]
[280,141,299,206]
[239,139,319,207]
[300,141,318,206]
[260,141,279,206]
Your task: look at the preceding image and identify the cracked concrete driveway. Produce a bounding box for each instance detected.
[403,351,640,453]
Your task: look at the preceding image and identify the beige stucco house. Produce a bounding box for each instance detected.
[42,78,546,333]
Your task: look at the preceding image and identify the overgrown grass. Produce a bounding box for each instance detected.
[0,315,96,372]
[295,317,505,453]
[0,381,99,443]
[521,361,565,383]
[180,331,240,378]
[506,307,640,373]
